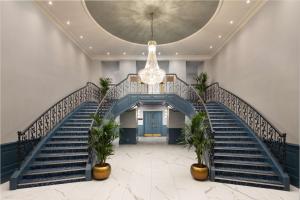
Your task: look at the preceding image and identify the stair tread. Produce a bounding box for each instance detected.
[18,174,86,186]
[52,136,88,139]
[214,146,260,151]
[214,153,264,158]
[215,167,277,176]
[214,159,270,166]
[42,146,88,150]
[214,136,251,139]
[32,159,87,166]
[37,152,88,157]
[47,141,87,144]
[24,166,85,176]
[215,175,283,187]
[214,141,256,144]
[56,130,87,133]
[64,122,91,125]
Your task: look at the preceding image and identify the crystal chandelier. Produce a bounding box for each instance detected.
[138,13,165,85]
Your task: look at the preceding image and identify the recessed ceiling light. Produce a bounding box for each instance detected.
[142,52,145,55]
[230,20,234,24]
[175,52,178,55]
[123,52,126,55]
[246,0,251,4]
[89,46,93,49]
[79,35,83,39]
[106,52,110,55]
[209,45,213,49]
[66,20,70,25]
[218,35,222,39]
[48,1,53,5]
[158,52,161,55]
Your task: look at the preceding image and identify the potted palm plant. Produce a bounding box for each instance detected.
[182,112,212,180]
[99,78,112,99]
[194,72,208,100]
[89,114,119,180]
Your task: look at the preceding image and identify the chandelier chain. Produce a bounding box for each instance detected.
[151,12,154,40]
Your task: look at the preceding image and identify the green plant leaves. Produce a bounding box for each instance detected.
[182,112,212,165]
[99,78,112,98]
[89,114,119,165]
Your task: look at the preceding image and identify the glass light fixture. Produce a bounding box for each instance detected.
[138,13,165,85]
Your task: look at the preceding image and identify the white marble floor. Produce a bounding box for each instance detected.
[1,137,299,200]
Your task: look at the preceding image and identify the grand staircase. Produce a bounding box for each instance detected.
[206,102,286,190]
[15,102,98,189]
[10,75,289,190]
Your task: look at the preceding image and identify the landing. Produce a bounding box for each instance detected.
[1,139,298,200]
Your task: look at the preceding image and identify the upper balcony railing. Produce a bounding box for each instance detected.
[89,74,215,168]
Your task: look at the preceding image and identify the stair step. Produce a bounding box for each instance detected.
[36,152,88,158]
[215,167,276,176]
[31,159,87,167]
[63,122,91,127]
[214,146,260,152]
[214,141,256,144]
[214,152,265,162]
[51,136,88,142]
[214,175,284,190]
[214,153,263,158]
[214,160,271,167]
[55,130,87,134]
[18,174,86,189]
[41,146,88,153]
[214,159,272,170]
[214,136,253,142]
[23,166,85,176]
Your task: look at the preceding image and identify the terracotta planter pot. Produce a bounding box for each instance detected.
[93,163,111,180]
[190,163,208,181]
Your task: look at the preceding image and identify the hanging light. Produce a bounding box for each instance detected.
[138,13,165,85]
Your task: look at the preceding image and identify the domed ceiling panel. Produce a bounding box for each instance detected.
[85,0,220,44]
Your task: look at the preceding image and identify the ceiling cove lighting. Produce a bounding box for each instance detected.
[138,12,165,85]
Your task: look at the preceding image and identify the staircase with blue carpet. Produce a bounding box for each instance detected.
[205,102,287,190]
[15,102,98,189]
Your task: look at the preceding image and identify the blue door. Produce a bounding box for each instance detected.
[144,111,162,136]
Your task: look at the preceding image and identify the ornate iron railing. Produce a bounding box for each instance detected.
[17,82,100,165]
[205,82,286,167]
[88,74,214,167]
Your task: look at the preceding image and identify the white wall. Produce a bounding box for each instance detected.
[88,61,103,85]
[119,60,136,80]
[1,2,93,143]
[120,110,137,128]
[168,110,185,128]
[203,1,300,144]
[169,60,187,81]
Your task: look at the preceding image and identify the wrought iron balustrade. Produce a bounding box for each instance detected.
[88,74,214,168]
[205,83,286,167]
[17,82,100,165]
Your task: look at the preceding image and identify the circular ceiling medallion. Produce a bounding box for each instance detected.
[84,0,220,45]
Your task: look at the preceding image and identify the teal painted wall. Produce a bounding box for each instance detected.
[286,143,299,187]
[1,142,19,183]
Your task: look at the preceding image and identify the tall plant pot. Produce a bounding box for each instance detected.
[93,163,111,180]
[190,163,208,181]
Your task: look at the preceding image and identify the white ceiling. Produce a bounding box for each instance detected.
[36,0,266,61]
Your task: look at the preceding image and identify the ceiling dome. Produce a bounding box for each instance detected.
[85,0,220,45]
